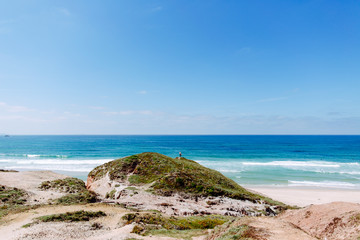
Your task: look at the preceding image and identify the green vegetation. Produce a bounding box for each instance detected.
[122,212,231,236]
[105,189,117,199]
[0,185,27,205]
[23,210,106,228]
[148,229,208,240]
[0,185,33,219]
[55,191,97,205]
[39,177,97,204]
[90,155,140,181]
[36,210,106,222]
[90,222,103,230]
[0,169,18,172]
[351,213,360,223]
[22,223,32,228]
[39,177,87,193]
[208,220,268,240]
[89,152,286,207]
[214,224,261,240]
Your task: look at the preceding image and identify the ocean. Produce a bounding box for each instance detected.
[1,135,359,189]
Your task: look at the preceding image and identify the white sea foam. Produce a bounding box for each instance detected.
[11,159,113,165]
[217,169,242,173]
[0,158,113,173]
[26,154,41,158]
[23,154,68,158]
[242,161,340,168]
[5,166,93,172]
[288,180,357,189]
[314,171,360,175]
[196,159,358,169]
[196,159,360,179]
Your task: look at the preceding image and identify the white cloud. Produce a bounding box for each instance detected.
[0,19,14,25]
[1,107,359,134]
[256,97,287,103]
[138,90,147,95]
[327,111,343,116]
[138,110,153,115]
[103,110,154,116]
[89,106,105,110]
[118,111,135,116]
[150,6,163,12]
[237,47,251,54]
[103,111,119,116]
[58,8,71,16]
[63,111,81,117]
[0,19,14,34]
[0,102,33,112]
[0,115,47,123]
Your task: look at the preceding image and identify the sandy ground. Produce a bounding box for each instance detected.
[87,173,274,217]
[0,171,208,240]
[237,217,317,240]
[206,216,317,240]
[3,171,360,240]
[280,202,360,240]
[247,186,360,207]
[0,171,69,204]
[0,203,185,240]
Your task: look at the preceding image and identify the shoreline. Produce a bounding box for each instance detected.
[2,168,360,239]
[246,185,360,207]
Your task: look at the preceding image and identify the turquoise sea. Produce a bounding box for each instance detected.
[1,135,360,189]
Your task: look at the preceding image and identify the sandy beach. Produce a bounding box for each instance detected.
[2,168,360,239]
[3,170,360,209]
[247,186,360,207]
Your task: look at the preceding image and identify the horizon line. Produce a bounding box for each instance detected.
[2,134,360,136]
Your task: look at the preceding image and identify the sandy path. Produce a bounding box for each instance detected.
[280,202,360,240]
[0,171,68,189]
[248,217,317,240]
[0,170,206,239]
[247,187,360,207]
[0,204,123,239]
[0,203,184,240]
[207,216,317,240]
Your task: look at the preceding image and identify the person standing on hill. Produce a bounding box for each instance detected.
[179,152,182,158]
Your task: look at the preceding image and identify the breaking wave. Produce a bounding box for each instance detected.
[242,161,340,168]
[288,180,358,189]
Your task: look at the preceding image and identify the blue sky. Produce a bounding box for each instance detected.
[0,0,359,134]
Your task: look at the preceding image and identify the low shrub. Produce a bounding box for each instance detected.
[36,210,106,222]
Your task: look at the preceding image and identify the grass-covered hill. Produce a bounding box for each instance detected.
[88,152,285,207]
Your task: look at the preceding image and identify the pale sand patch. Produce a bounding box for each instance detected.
[0,171,69,204]
[280,202,360,240]
[206,216,317,240]
[246,186,360,207]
